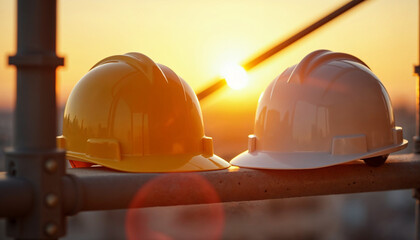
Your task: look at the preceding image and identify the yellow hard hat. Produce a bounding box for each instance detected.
[58,52,230,172]
[231,50,407,169]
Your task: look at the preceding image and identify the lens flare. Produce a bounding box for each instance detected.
[126,173,225,240]
[220,63,249,90]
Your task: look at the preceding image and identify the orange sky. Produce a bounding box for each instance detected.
[0,0,418,156]
[0,0,417,109]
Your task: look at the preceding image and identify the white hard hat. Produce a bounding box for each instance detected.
[231,50,407,169]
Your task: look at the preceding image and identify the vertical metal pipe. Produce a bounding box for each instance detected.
[414,0,420,153]
[417,199,420,240]
[6,0,66,239]
[11,1,62,151]
[415,189,420,240]
[415,0,420,212]
[416,0,420,220]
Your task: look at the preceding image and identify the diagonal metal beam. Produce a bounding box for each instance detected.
[197,0,365,101]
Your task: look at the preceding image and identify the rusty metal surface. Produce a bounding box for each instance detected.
[65,154,420,211]
[1,154,420,217]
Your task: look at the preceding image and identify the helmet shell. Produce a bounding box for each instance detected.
[59,53,229,172]
[231,50,407,169]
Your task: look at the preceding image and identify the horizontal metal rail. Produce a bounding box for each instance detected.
[0,176,33,217]
[1,153,420,217]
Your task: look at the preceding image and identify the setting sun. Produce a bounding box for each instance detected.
[220,63,249,90]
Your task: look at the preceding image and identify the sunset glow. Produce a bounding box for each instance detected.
[220,63,249,90]
[0,0,417,162]
[0,0,417,110]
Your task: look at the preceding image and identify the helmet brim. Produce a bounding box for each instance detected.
[230,140,408,170]
[66,153,230,173]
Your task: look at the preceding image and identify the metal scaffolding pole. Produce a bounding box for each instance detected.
[413,2,420,238]
[414,188,420,240]
[414,0,420,153]
[5,0,65,239]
